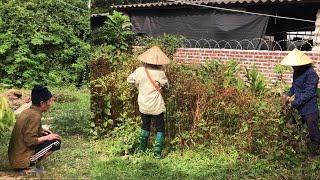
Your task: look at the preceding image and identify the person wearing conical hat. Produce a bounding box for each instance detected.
[281,48,320,154]
[127,46,170,158]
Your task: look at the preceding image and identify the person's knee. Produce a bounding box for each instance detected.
[155,125,164,133]
[141,120,151,131]
[309,131,320,144]
[305,117,320,144]
[155,114,164,132]
[50,139,61,151]
[141,125,151,131]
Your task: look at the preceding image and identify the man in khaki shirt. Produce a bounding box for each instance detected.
[8,85,61,174]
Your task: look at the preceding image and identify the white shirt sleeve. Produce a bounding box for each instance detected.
[127,70,137,84]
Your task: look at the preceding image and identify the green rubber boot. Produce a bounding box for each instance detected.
[154,132,164,158]
[139,129,150,152]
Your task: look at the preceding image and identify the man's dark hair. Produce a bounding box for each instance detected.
[31,85,52,106]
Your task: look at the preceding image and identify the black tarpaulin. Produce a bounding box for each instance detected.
[131,9,269,49]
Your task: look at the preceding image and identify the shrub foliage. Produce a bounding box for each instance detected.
[0,96,15,139]
[0,0,90,87]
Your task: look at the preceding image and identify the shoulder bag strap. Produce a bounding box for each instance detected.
[144,66,163,95]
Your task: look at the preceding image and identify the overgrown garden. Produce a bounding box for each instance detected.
[90,11,320,179]
[1,2,320,178]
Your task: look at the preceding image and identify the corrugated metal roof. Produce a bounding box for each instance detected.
[184,0,301,3]
[113,0,312,9]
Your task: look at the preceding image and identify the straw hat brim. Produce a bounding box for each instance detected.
[137,46,171,65]
[280,48,313,66]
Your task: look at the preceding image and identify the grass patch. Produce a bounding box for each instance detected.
[41,135,91,178]
[91,145,269,179]
[43,87,91,136]
[91,139,320,179]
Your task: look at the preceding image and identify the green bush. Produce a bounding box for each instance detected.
[46,88,91,137]
[91,10,133,51]
[90,57,139,137]
[100,113,141,156]
[0,0,90,87]
[90,10,138,137]
[0,96,15,140]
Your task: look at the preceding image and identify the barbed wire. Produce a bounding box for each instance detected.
[135,29,320,51]
[136,38,316,51]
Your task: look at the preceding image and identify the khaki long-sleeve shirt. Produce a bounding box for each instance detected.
[8,105,42,169]
[127,66,169,115]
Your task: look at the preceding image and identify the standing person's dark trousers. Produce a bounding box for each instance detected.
[140,113,164,133]
[302,112,320,145]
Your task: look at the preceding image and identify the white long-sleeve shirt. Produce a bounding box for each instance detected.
[127,66,169,115]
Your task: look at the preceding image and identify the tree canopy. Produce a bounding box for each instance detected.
[0,0,90,87]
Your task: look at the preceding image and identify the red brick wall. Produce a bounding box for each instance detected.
[174,48,320,85]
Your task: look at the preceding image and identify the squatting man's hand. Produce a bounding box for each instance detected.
[45,134,61,141]
[41,126,53,135]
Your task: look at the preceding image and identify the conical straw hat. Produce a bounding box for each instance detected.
[137,46,170,65]
[280,48,313,66]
